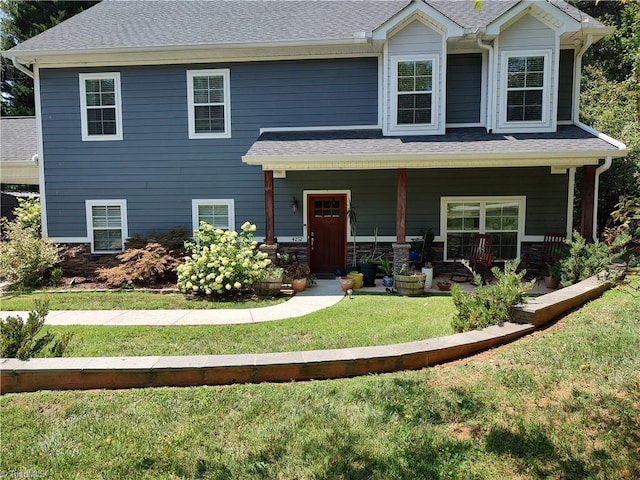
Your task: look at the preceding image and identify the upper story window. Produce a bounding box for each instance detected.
[187,69,231,139]
[390,55,439,134]
[499,50,551,130]
[191,199,235,232]
[79,73,122,141]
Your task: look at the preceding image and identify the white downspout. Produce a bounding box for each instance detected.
[593,156,612,241]
[477,35,493,132]
[572,34,592,123]
[11,57,34,79]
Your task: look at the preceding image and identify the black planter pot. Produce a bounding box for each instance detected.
[360,262,378,287]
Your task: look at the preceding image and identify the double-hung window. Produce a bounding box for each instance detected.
[187,69,231,139]
[79,73,122,141]
[86,200,128,253]
[192,199,235,232]
[501,51,550,128]
[392,55,437,131]
[442,197,524,261]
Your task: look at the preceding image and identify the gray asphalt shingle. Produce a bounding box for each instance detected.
[245,126,620,158]
[0,116,37,164]
[6,0,603,55]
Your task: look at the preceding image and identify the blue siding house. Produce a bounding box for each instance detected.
[3,0,627,274]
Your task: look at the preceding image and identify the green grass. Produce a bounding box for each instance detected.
[2,284,639,479]
[0,290,284,310]
[43,296,455,356]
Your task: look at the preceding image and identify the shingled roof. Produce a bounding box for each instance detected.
[0,117,37,164]
[243,126,623,170]
[5,0,604,55]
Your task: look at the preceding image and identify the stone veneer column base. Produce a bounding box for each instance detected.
[259,243,279,263]
[392,243,411,273]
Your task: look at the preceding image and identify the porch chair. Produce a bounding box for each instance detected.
[523,232,567,279]
[450,233,494,284]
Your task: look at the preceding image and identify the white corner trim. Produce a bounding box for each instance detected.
[33,66,48,238]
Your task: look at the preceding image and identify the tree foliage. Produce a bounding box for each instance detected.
[571,0,640,234]
[1,0,99,116]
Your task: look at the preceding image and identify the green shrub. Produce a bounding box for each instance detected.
[0,221,60,289]
[1,300,72,360]
[559,231,627,286]
[13,196,41,232]
[451,259,533,333]
[177,221,271,296]
[97,242,181,288]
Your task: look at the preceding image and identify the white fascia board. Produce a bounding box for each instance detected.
[7,37,376,66]
[242,152,608,171]
[486,1,581,36]
[575,121,628,154]
[372,1,464,40]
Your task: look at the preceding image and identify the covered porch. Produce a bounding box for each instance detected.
[242,126,625,273]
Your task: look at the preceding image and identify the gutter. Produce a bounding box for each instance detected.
[572,34,592,123]
[11,57,34,79]
[593,156,612,241]
[476,34,493,132]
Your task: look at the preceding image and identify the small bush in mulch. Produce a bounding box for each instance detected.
[97,243,182,289]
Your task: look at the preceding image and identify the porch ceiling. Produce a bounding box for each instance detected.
[242,126,624,171]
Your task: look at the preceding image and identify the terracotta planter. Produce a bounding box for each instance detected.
[395,274,426,296]
[437,282,451,291]
[339,276,355,291]
[544,276,560,289]
[291,278,307,292]
[254,278,283,296]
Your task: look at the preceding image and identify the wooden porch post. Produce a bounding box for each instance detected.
[580,165,596,240]
[397,168,407,244]
[264,170,275,244]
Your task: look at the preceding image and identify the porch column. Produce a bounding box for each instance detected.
[396,168,407,244]
[264,170,276,244]
[580,165,596,240]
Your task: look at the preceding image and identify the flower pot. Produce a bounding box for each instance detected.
[348,272,363,289]
[291,278,307,292]
[382,275,394,288]
[395,274,426,296]
[339,276,355,291]
[254,277,283,296]
[360,262,377,287]
[437,282,451,291]
[544,276,560,289]
[421,267,434,291]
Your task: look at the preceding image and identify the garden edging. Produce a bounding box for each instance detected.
[0,275,613,394]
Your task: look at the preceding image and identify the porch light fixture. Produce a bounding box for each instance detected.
[291,196,299,214]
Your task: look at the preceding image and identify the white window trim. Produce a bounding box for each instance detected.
[79,72,123,141]
[389,54,439,135]
[187,69,231,139]
[191,199,235,232]
[85,199,128,254]
[440,196,526,261]
[498,50,552,131]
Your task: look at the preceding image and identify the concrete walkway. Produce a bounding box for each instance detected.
[1,279,345,326]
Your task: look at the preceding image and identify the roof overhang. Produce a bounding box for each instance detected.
[373,1,465,40]
[242,126,627,172]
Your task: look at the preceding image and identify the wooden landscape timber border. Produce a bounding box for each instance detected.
[0,275,614,394]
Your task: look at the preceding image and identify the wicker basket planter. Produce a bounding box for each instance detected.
[395,274,426,296]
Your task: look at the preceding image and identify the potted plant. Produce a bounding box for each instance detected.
[437,280,452,291]
[284,262,310,292]
[421,262,434,291]
[338,275,355,291]
[359,228,380,287]
[394,264,426,296]
[544,261,561,289]
[254,267,283,296]
[378,257,394,287]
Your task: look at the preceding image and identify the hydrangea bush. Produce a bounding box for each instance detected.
[177,221,271,295]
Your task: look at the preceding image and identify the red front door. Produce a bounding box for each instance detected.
[307,194,347,274]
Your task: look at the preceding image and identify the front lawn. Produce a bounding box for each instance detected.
[0,290,284,311]
[43,296,456,356]
[1,286,638,479]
